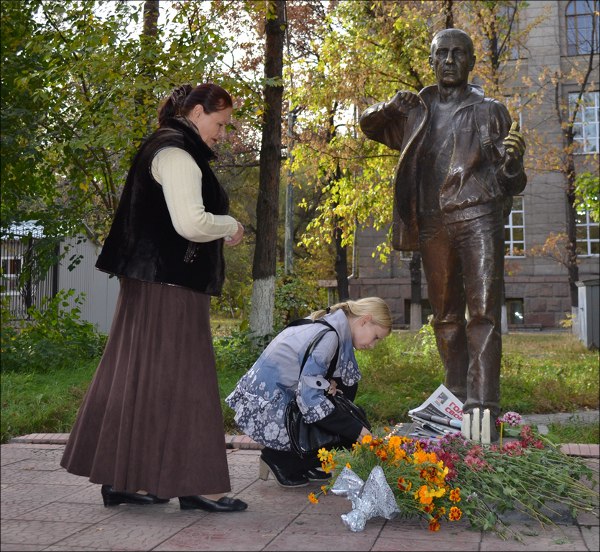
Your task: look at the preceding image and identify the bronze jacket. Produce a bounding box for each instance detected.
[359,84,527,250]
[96,117,229,295]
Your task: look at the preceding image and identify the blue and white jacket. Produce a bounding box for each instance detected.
[225,309,361,451]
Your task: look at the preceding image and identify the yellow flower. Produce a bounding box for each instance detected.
[346,462,351,469]
[416,485,433,505]
[308,492,319,504]
[415,484,446,505]
[317,448,330,462]
[393,448,407,462]
[388,435,401,448]
[362,434,373,444]
[320,485,328,494]
[413,450,429,464]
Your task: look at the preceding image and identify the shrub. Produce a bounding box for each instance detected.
[1,289,106,373]
[274,267,327,330]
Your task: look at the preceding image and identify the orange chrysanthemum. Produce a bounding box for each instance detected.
[429,518,441,532]
[397,477,412,492]
[449,506,462,521]
[449,488,461,503]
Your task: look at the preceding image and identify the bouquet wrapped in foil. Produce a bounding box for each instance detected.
[331,466,400,532]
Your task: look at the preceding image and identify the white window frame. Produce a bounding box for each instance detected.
[505,196,526,257]
[576,209,600,256]
[569,91,599,154]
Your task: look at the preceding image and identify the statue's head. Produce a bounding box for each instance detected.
[429,29,476,87]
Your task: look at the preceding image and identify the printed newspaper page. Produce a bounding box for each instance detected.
[407,383,464,438]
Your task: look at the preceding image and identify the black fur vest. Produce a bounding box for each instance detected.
[96,117,229,295]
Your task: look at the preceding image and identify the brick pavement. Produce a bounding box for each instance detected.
[1,424,599,552]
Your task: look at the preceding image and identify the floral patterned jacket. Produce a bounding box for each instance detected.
[225,309,361,451]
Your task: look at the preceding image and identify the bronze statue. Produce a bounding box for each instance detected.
[359,28,526,441]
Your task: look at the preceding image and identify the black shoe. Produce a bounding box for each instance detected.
[179,495,248,512]
[258,457,309,488]
[306,468,331,482]
[101,485,170,507]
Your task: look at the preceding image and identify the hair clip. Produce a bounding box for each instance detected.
[326,307,331,314]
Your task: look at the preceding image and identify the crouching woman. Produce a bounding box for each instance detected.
[226,297,392,488]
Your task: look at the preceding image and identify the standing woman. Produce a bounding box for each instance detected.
[61,83,247,513]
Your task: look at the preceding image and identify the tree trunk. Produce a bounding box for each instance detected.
[334,217,349,301]
[565,152,580,309]
[136,0,159,119]
[249,0,286,336]
[442,0,454,29]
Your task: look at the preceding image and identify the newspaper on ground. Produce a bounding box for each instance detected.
[406,383,464,439]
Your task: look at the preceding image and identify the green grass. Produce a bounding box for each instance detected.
[1,359,97,442]
[2,326,598,444]
[545,421,600,445]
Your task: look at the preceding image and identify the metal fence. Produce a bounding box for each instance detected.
[1,233,57,320]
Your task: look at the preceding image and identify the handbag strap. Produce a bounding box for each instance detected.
[290,318,339,380]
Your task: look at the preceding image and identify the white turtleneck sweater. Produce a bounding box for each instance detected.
[151,147,239,243]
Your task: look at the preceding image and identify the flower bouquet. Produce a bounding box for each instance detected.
[309,415,598,540]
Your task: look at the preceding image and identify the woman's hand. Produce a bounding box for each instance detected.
[224,222,244,246]
[327,379,338,395]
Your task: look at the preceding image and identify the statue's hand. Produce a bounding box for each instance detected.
[503,122,525,156]
[387,91,420,116]
[503,122,526,174]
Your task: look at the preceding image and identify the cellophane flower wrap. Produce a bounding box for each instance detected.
[309,421,598,541]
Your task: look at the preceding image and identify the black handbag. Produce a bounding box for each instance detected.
[284,319,371,458]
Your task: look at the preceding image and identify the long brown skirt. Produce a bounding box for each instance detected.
[60,278,231,498]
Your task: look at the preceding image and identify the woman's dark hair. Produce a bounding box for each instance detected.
[157,83,233,126]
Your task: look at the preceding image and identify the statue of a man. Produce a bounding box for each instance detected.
[359,28,526,440]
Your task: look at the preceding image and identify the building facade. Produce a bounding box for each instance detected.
[349,0,599,331]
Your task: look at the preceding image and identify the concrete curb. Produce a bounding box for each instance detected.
[10,434,599,457]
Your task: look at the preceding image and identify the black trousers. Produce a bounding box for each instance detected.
[260,447,321,479]
[263,379,359,478]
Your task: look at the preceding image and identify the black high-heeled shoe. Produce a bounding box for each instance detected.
[179,495,248,512]
[258,457,309,488]
[101,485,170,507]
[306,468,331,482]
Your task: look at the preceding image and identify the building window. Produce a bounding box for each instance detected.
[576,209,600,256]
[566,0,599,55]
[1,255,22,296]
[505,196,525,256]
[506,298,524,325]
[570,91,599,154]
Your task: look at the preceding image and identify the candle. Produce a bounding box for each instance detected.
[461,413,471,439]
[482,409,491,444]
[472,408,480,441]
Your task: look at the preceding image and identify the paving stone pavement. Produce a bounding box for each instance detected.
[1,412,598,552]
